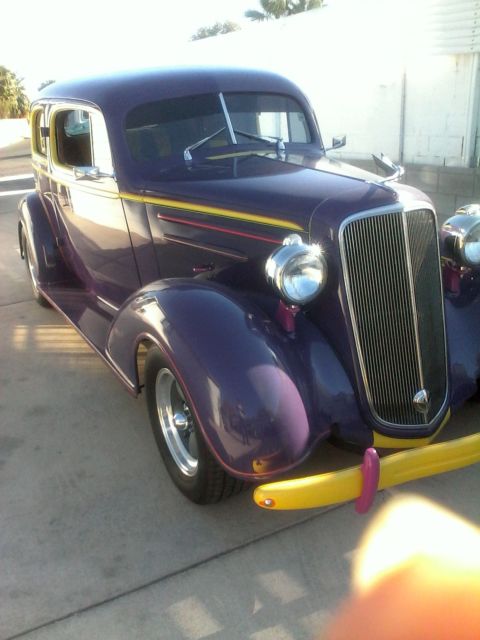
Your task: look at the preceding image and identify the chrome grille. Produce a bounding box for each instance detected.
[341,208,447,427]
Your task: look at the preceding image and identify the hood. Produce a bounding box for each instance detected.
[139,153,400,238]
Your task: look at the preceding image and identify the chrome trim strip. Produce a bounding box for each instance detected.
[163,233,247,261]
[401,209,427,425]
[97,295,119,312]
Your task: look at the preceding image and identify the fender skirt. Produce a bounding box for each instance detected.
[107,280,361,479]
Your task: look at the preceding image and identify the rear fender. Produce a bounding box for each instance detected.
[107,280,359,479]
[18,192,69,285]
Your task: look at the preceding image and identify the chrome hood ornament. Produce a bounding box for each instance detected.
[413,389,431,414]
[372,153,405,183]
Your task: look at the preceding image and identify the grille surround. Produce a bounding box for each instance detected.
[339,204,448,429]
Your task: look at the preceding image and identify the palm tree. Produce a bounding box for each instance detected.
[289,0,323,14]
[245,0,287,21]
[245,0,323,21]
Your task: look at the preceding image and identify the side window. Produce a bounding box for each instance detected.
[55,109,92,167]
[32,109,47,157]
[54,108,113,174]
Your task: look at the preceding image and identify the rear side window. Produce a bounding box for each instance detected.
[32,109,47,156]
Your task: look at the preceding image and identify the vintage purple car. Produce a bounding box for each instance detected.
[20,67,480,511]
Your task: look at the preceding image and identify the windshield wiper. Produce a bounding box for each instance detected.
[233,129,285,155]
[184,127,226,165]
[183,126,286,167]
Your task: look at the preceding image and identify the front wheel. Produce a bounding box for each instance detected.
[145,347,244,503]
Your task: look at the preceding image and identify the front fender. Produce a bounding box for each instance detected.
[107,280,353,479]
[18,192,69,285]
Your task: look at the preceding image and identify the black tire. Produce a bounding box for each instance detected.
[22,228,50,307]
[145,346,244,503]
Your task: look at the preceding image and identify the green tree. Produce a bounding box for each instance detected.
[245,0,323,21]
[191,21,240,41]
[0,66,29,118]
[289,0,323,13]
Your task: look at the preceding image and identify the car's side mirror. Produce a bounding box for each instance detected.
[325,135,347,152]
[332,135,346,149]
[73,166,115,181]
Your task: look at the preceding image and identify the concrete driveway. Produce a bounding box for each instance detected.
[0,145,479,640]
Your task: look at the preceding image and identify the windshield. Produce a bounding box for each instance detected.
[224,93,311,144]
[125,92,312,165]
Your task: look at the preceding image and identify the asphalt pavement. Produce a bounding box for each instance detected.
[0,143,479,640]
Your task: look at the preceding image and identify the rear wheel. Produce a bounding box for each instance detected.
[22,228,50,307]
[145,346,244,503]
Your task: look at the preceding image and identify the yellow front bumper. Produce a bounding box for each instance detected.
[253,432,480,511]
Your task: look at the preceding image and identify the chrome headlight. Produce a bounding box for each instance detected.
[464,223,480,265]
[443,204,480,267]
[265,234,327,304]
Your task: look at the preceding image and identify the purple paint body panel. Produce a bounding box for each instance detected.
[18,66,480,489]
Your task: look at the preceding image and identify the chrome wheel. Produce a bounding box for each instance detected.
[155,368,198,477]
[146,347,244,503]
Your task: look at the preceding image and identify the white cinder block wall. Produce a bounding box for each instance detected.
[169,0,479,172]
[163,0,480,219]
[403,55,477,167]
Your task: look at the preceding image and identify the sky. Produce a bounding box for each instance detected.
[1,0,254,96]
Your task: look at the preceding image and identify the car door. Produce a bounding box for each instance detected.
[49,103,140,308]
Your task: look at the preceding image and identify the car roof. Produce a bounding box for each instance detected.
[36,66,309,116]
